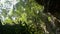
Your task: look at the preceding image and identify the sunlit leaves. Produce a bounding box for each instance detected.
[19,13,27,22]
[0,0,45,34]
[3,17,13,25]
[48,16,51,21]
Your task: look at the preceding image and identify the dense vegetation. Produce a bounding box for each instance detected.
[0,0,60,34]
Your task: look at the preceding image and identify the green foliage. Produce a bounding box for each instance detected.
[0,0,45,34]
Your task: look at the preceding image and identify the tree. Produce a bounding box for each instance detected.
[0,0,60,34]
